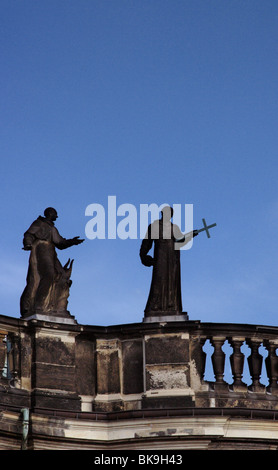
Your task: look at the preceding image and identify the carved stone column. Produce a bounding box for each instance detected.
[229,337,247,391]
[197,336,208,383]
[264,339,278,394]
[246,338,264,392]
[0,331,7,378]
[211,336,227,389]
[9,334,21,387]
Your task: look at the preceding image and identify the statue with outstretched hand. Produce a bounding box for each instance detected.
[20,207,84,318]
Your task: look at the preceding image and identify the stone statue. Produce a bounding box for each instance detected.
[140,206,198,321]
[20,207,84,319]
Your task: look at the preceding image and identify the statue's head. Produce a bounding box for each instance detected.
[44,207,58,221]
[161,206,174,221]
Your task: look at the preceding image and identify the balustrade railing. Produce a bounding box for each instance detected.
[0,330,20,387]
[200,326,278,394]
[0,315,277,410]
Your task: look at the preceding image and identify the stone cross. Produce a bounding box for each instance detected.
[196,218,217,238]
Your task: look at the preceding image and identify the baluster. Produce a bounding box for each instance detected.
[264,340,278,394]
[190,335,209,390]
[211,336,227,389]
[199,336,207,382]
[0,331,7,378]
[229,337,247,391]
[246,338,265,392]
[9,334,21,387]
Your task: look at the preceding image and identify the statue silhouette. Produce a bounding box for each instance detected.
[20,207,84,318]
[140,206,197,319]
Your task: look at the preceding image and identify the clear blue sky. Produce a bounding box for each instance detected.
[1,0,278,327]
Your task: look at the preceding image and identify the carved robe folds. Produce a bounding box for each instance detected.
[140,219,185,317]
[20,216,73,317]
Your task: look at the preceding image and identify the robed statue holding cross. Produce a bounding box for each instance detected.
[140,206,216,321]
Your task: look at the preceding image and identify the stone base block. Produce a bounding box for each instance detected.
[32,390,81,411]
[142,395,194,409]
[143,313,189,323]
[23,312,77,325]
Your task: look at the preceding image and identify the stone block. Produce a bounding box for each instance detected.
[96,339,120,395]
[122,340,143,394]
[145,334,189,365]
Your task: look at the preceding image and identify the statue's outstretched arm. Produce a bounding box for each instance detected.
[56,236,85,250]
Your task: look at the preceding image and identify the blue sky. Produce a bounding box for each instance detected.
[1,0,278,327]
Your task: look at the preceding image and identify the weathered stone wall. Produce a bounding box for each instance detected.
[1,314,278,413]
[1,314,278,449]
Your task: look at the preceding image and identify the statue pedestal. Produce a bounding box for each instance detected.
[22,311,77,325]
[30,322,81,411]
[143,312,189,323]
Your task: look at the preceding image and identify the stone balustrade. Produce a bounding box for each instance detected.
[200,324,278,395]
[0,314,278,413]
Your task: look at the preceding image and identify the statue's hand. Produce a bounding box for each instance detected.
[72,236,85,245]
[22,245,32,251]
[142,255,154,267]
